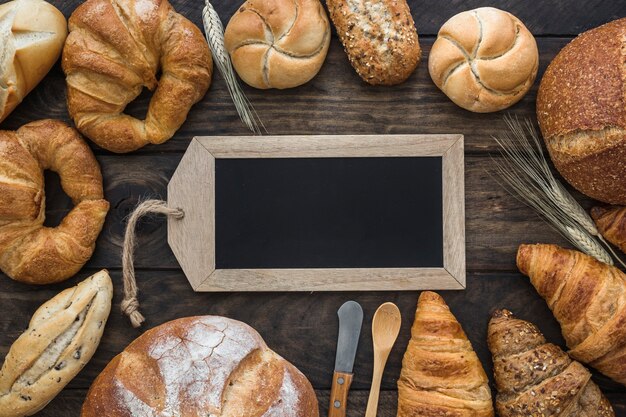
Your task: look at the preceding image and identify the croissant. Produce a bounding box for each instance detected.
[397,291,494,417]
[488,309,614,416]
[63,0,212,153]
[0,120,109,284]
[592,206,626,254]
[517,243,626,386]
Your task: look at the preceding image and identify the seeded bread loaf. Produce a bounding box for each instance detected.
[81,316,319,417]
[0,271,113,417]
[326,0,420,85]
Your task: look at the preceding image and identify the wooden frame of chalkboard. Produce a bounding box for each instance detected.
[167,134,465,292]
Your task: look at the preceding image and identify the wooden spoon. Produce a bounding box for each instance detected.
[365,302,402,417]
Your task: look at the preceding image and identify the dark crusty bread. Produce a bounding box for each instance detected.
[81,316,319,417]
[537,18,626,204]
[326,0,420,85]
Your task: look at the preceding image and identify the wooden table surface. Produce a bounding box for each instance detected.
[1,0,626,415]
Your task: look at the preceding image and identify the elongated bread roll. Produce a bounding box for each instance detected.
[0,270,113,417]
[592,206,626,254]
[326,0,420,85]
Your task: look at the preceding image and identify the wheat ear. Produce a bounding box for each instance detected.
[202,1,265,134]
[491,116,625,267]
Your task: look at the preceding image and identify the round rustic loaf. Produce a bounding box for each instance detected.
[428,7,538,113]
[537,18,626,204]
[81,316,319,417]
[224,0,330,89]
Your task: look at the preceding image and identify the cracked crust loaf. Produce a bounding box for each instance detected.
[81,316,319,417]
[224,0,330,89]
[327,0,420,85]
[397,292,494,417]
[537,18,626,204]
[0,0,67,122]
[488,310,614,416]
[0,270,113,417]
[429,7,538,113]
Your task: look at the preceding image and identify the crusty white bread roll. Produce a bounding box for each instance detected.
[429,7,538,113]
[327,0,421,85]
[537,18,626,205]
[81,316,319,417]
[0,0,67,123]
[0,270,113,417]
[224,0,330,89]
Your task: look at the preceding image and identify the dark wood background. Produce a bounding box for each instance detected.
[1,0,625,415]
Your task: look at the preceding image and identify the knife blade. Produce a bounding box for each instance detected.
[328,301,363,417]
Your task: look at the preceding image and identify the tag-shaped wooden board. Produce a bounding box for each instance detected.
[167,134,465,292]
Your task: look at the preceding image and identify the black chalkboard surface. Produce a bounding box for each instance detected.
[215,158,443,269]
[167,134,465,291]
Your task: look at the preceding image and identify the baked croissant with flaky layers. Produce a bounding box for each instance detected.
[488,309,614,416]
[517,243,626,386]
[592,206,626,254]
[63,0,212,153]
[397,291,494,417]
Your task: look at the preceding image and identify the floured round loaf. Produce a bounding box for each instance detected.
[537,18,626,204]
[81,316,319,417]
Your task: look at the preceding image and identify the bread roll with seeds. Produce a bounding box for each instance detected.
[326,0,420,85]
[0,270,113,417]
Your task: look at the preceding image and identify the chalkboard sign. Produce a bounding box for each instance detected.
[167,135,465,292]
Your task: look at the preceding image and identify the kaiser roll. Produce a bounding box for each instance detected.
[429,7,538,113]
[537,18,626,204]
[224,0,330,89]
[81,316,319,417]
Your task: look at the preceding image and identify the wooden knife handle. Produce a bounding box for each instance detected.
[328,371,353,417]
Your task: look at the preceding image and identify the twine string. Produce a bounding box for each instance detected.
[122,200,184,327]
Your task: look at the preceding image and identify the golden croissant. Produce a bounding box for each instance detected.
[592,206,626,254]
[488,309,614,416]
[517,243,626,386]
[397,291,494,417]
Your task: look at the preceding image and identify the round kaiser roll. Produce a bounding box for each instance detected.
[429,7,538,113]
[537,18,626,205]
[81,316,319,417]
[224,0,330,89]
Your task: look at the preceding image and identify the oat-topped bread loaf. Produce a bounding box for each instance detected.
[81,316,319,417]
[488,310,614,416]
[326,0,420,85]
[537,18,626,204]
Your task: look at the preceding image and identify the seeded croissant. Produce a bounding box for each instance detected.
[488,309,614,416]
[517,243,626,386]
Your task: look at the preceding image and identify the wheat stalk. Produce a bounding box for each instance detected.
[491,116,626,267]
[202,1,265,134]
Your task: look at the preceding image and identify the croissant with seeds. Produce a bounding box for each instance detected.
[488,309,614,416]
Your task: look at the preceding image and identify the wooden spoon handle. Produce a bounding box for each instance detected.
[328,371,353,417]
[365,352,389,417]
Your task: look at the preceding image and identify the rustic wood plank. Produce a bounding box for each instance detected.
[62,154,573,273]
[20,0,626,38]
[2,270,624,395]
[0,38,577,155]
